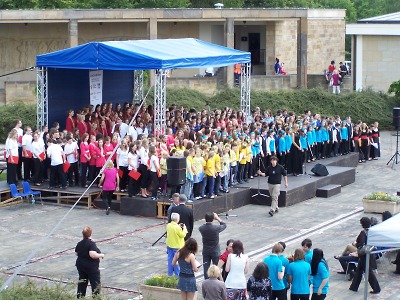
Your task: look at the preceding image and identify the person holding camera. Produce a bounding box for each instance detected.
[166,212,188,276]
[199,212,227,279]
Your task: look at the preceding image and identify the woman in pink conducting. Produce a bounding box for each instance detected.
[98,160,119,215]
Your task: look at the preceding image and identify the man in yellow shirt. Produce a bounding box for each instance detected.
[166,212,188,276]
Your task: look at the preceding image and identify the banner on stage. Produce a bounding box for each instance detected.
[89,70,103,106]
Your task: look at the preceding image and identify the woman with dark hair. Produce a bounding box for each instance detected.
[247,262,272,300]
[217,239,234,281]
[349,217,380,294]
[382,210,392,222]
[287,248,311,300]
[172,237,199,300]
[225,240,249,300]
[311,248,329,300]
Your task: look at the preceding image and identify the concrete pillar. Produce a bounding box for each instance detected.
[265,22,276,75]
[225,17,234,88]
[68,19,78,47]
[297,17,308,88]
[147,18,158,87]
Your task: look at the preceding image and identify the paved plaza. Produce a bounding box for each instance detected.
[0,131,399,300]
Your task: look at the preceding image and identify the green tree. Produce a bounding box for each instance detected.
[134,0,190,8]
[0,0,36,9]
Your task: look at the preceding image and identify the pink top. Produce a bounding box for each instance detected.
[103,168,117,191]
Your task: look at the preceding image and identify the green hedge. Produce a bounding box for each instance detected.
[0,102,37,143]
[0,280,76,299]
[165,88,400,129]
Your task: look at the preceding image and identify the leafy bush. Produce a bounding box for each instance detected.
[167,88,400,129]
[0,280,76,299]
[0,102,36,143]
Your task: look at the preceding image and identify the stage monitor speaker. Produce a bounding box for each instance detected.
[167,157,186,186]
[311,164,329,176]
[393,107,400,128]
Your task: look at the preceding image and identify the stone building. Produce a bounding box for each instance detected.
[0,8,345,104]
[346,11,400,93]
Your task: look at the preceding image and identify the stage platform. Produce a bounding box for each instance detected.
[0,153,358,220]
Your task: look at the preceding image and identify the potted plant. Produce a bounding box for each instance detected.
[362,192,400,214]
[141,274,197,300]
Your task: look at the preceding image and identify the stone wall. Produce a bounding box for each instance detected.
[361,35,400,93]
[308,19,346,75]
[5,81,36,104]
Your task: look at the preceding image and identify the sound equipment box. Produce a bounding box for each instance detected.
[167,157,186,186]
[311,163,329,176]
[393,107,400,128]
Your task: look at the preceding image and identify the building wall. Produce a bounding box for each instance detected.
[361,35,400,92]
[0,9,346,104]
[308,18,346,75]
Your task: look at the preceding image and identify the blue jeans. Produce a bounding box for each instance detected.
[180,179,193,199]
[167,247,180,276]
[201,176,208,197]
[223,169,230,191]
[207,176,215,197]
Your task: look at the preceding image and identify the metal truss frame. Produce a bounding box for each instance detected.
[153,69,167,135]
[133,70,144,104]
[240,63,251,120]
[36,67,48,130]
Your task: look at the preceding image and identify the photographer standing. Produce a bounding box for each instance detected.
[199,212,227,279]
[166,212,188,276]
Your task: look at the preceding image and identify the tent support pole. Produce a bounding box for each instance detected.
[36,67,48,130]
[133,70,144,104]
[240,63,251,121]
[154,69,167,135]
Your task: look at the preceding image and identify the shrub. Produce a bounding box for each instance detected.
[0,280,76,299]
[0,102,36,143]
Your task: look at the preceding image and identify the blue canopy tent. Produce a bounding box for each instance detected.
[35,38,251,131]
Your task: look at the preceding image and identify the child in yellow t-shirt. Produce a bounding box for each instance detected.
[238,142,247,184]
[205,151,215,199]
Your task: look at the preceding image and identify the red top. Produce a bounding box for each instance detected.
[66,116,76,133]
[80,142,90,163]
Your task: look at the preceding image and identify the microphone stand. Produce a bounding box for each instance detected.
[251,155,269,200]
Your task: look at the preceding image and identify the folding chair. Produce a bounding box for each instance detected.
[10,184,30,205]
[22,181,43,205]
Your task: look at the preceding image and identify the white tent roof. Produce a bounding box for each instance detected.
[368,212,400,247]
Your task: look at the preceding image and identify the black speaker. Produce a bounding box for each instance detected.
[393,107,400,128]
[311,164,329,176]
[167,157,186,186]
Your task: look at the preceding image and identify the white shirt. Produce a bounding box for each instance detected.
[22,134,33,152]
[225,253,248,289]
[64,141,79,163]
[14,127,23,147]
[31,140,44,159]
[128,126,138,142]
[119,123,129,138]
[138,147,149,165]
[127,152,139,171]
[150,155,159,172]
[47,143,64,166]
[136,126,148,137]
[117,148,129,167]
[5,138,18,157]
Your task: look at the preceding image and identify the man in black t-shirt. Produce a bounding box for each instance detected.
[263,156,288,217]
